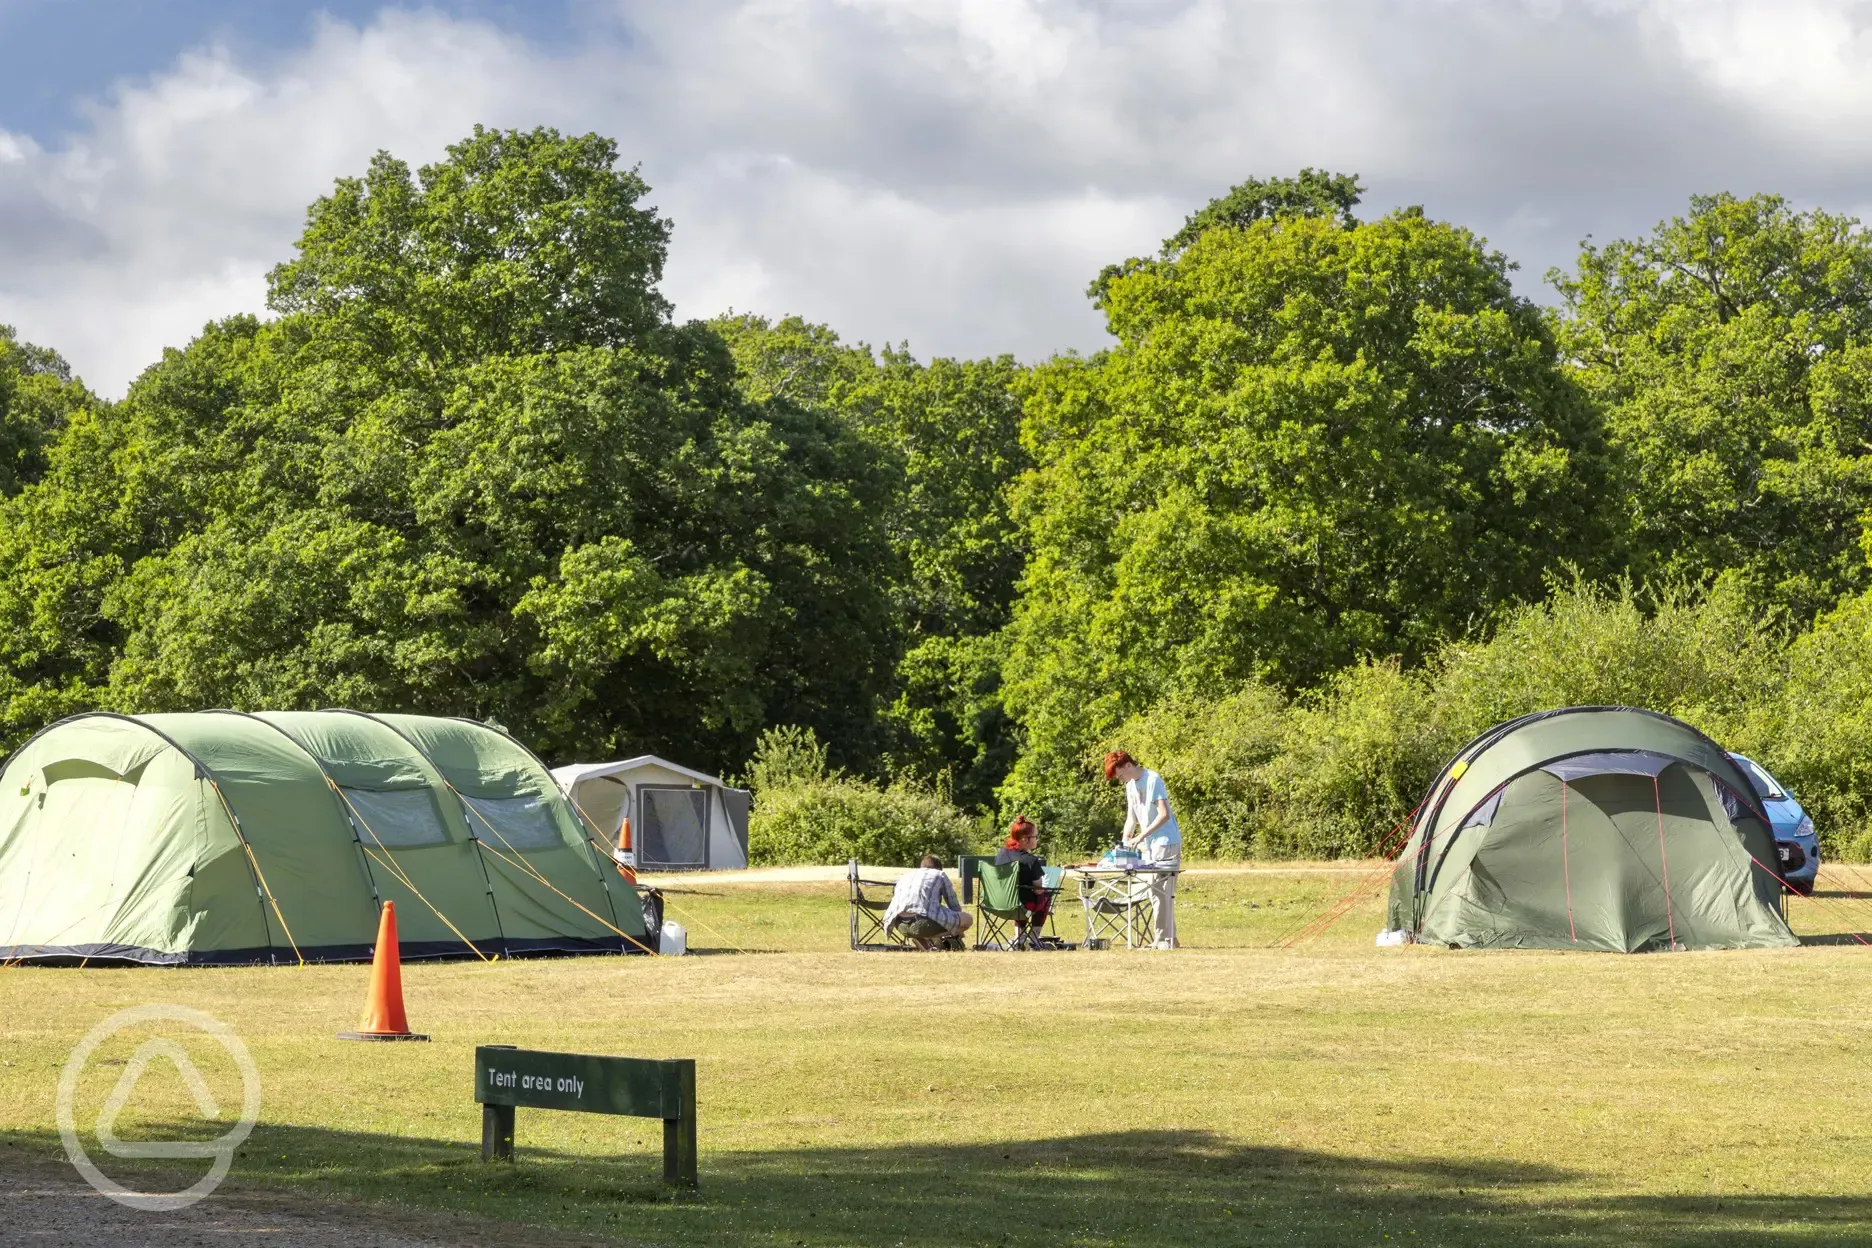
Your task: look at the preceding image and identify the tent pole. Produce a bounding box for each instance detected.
[1654,775,1677,950]
[1561,779,1576,943]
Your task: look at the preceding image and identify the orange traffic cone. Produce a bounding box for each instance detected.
[615,815,638,884]
[337,901,430,1042]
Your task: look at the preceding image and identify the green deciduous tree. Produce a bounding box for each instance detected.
[711,314,1029,804]
[865,351,1028,809]
[1093,169,1366,305]
[0,129,897,774]
[1004,205,1610,815]
[1553,192,1872,622]
[0,325,91,497]
[268,126,671,362]
[1165,168,1364,253]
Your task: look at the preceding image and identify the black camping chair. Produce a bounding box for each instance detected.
[849,860,915,951]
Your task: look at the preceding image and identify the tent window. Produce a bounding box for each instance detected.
[342,787,450,848]
[1716,782,1748,825]
[43,759,146,785]
[1538,751,1676,782]
[458,793,565,851]
[569,780,630,844]
[1457,791,1503,833]
[639,787,708,870]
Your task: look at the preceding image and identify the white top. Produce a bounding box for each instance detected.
[1125,767,1182,861]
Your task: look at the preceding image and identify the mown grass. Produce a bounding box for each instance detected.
[4,866,1872,1246]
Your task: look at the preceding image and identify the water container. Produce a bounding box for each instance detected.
[658,921,688,956]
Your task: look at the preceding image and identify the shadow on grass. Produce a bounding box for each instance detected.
[1796,932,1872,946]
[6,1123,1868,1247]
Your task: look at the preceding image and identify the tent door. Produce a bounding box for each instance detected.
[637,785,709,871]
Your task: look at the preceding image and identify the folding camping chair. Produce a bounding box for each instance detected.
[848,859,913,951]
[976,862,1071,950]
[957,853,998,904]
[974,862,1022,950]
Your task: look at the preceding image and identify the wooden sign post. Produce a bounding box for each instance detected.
[474,1044,697,1189]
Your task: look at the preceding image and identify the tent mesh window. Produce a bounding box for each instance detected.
[639,787,708,870]
[458,793,566,851]
[341,787,451,848]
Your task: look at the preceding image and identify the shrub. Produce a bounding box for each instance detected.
[748,778,981,867]
[1257,660,1447,859]
[1099,662,1444,860]
[1078,575,1797,860]
[743,724,981,866]
[1108,683,1286,859]
[1746,593,1872,860]
[742,723,830,792]
[1431,571,1781,740]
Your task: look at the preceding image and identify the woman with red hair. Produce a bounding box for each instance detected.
[993,815,1054,947]
[1103,749,1182,948]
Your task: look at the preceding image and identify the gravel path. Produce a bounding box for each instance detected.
[0,1158,594,1248]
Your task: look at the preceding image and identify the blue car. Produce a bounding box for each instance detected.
[1728,753,1819,896]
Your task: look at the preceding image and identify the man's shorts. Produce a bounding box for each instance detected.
[894,915,952,940]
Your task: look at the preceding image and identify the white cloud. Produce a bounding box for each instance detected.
[0,11,550,393]
[1654,0,1872,120]
[8,1,1872,396]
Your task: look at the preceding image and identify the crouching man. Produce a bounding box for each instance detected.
[882,854,973,950]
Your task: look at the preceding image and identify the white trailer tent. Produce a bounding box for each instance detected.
[552,756,750,872]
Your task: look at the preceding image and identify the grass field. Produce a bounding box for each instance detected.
[5,864,1872,1246]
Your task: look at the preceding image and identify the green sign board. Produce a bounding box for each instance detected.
[473,1045,696,1188]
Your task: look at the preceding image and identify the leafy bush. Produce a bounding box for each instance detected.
[1096,661,1444,860]
[1110,683,1286,859]
[1257,661,1448,859]
[1431,572,1780,741]
[742,724,830,794]
[748,780,982,867]
[1744,593,1872,860]
[1077,576,1800,860]
[744,725,981,867]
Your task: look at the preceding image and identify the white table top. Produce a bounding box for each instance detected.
[1066,863,1180,876]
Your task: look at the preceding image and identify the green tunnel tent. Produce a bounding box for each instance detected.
[1385,707,1797,952]
[0,711,649,965]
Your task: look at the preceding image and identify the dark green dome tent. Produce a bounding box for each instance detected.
[0,711,648,965]
[1385,708,1797,952]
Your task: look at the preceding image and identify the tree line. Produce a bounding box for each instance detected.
[5,131,1872,858]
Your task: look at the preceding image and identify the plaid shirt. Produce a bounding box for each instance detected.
[882,867,963,931]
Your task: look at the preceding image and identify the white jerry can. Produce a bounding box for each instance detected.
[658,921,688,956]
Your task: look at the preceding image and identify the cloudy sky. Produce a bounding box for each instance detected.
[3,0,1871,396]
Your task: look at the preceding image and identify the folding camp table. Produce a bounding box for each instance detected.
[1069,864,1178,949]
